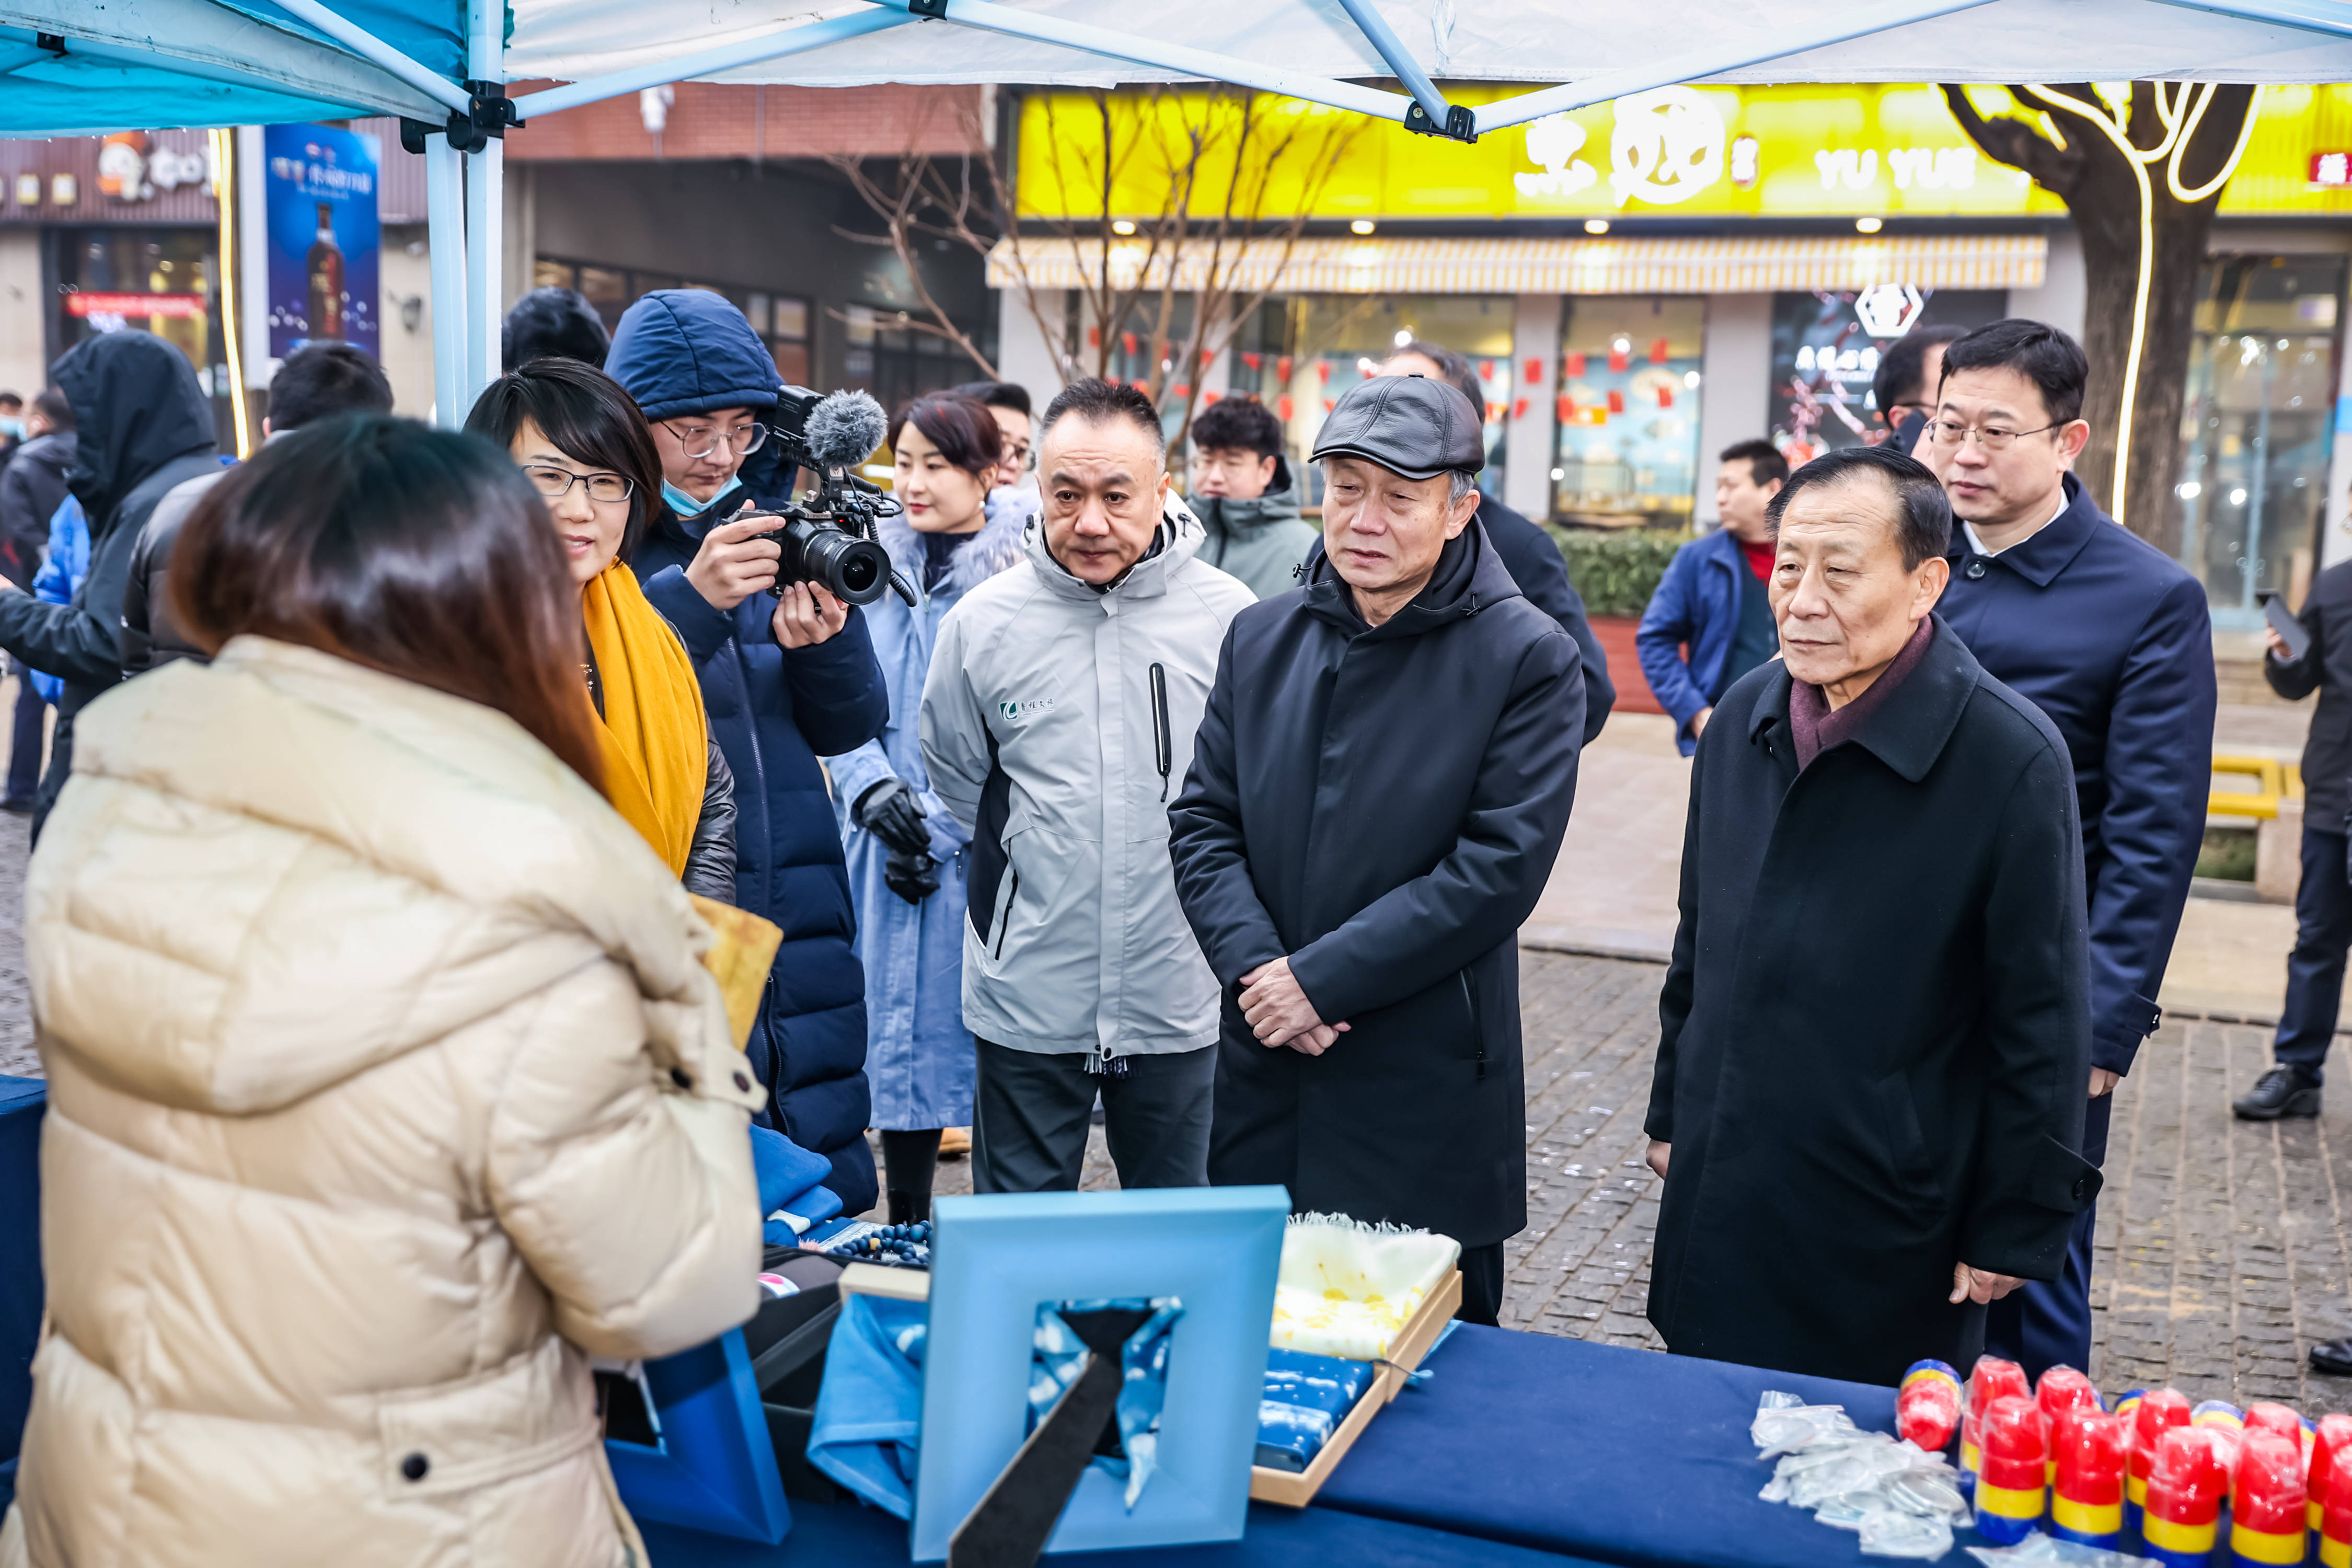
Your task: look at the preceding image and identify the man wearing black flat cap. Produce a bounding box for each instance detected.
[1169,374,1586,1324]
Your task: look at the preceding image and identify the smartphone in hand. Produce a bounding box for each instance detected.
[2261,591,2313,663]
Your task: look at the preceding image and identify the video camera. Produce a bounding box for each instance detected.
[739,386,918,608]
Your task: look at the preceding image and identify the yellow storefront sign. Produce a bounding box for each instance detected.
[1016,82,2352,222]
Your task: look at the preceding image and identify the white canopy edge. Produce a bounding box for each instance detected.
[507,0,2352,106]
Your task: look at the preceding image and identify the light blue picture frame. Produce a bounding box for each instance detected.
[606,1327,791,1544]
[908,1185,1289,1563]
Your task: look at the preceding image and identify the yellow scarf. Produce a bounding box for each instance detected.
[581,560,708,877]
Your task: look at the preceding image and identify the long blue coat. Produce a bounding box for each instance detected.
[827,508,1027,1130]
[636,505,890,1213]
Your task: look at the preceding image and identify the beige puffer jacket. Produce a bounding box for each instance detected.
[0,637,766,1568]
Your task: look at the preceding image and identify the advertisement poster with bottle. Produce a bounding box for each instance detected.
[261,123,378,361]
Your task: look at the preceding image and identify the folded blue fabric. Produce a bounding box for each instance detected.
[808,1295,930,1517]
[1256,1349,1375,1472]
[762,1185,844,1247]
[749,1123,835,1216]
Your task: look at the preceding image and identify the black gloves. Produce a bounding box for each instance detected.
[859,779,939,904]
[884,847,941,905]
[857,778,932,857]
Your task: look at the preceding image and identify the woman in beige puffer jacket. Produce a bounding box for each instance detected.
[0,417,765,1568]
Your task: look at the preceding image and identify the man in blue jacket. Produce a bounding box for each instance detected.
[1636,440,1786,756]
[609,290,891,1214]
[1923,318,2215,1379]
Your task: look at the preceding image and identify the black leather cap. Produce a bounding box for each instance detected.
[1309,374,1485,479]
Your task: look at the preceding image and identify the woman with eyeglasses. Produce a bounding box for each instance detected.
[467,356,736,899]
[608,291,889,1212]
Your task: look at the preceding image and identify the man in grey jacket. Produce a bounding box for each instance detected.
[921,377,1255,1193]
[1187,396,1317,601]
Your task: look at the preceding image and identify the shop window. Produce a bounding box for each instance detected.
[1226,295,1514,508]
[1767,288,2007,462]
[537,257,810,385]
[1553,297,1705,528]
[55,228,217,377]
[2172,254,2348,627]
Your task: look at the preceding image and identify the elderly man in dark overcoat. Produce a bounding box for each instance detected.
[1168,374,1585,1326]
[1642,444,2101,1386]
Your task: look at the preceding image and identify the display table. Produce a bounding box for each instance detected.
[1317,1324,1940,1568]
[643,1494,1617,1566]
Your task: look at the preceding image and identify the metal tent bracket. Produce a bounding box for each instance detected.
[1403,100,1477,142]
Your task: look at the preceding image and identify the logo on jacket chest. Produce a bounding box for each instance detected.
[999,697,1056,722]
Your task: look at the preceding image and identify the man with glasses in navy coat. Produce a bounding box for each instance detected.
[1921,318,2215,1381]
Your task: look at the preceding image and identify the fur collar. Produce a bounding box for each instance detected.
[878,499,1028,604]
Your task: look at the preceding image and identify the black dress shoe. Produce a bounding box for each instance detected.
[2314,1339,2352,1376]
[2234,1066,2322,1121]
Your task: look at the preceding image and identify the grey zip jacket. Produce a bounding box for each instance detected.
[920,501,1254,1060]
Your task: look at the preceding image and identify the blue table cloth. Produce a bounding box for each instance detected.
[1318,1324,1973,1568]
[642,1494,1617,1566]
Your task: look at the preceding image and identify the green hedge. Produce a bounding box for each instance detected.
[1546,528,1692,618]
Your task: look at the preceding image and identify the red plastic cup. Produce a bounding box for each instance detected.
[2321,1461,2352,1567]
[2312,1414,2352,1539]
[2145,1427,2232,1567]
[1964,1357,2031,1480]
[1897,1360,1963,1454]
[2134,1390,2195,1514]
[2051,1408,2127,1547]
[2234,1429,2309,1564]
[2038,1367,2102,1484]
[1976,1395,2049,1544]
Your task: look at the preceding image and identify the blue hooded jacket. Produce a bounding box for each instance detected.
[610,290,889,1212]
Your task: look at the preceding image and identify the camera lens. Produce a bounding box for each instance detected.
[839,551,880,597]
[778,519,892,606]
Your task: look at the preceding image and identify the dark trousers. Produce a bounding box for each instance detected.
[2276,827,2352,1085]
[1985,1090,2111,1380]
[1458,1242,1504,1327]
[5,675,43,805]
[971,1041,1215,1194]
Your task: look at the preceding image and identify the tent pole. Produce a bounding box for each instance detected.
[263,0,472,113]
[425,136,469,429]
[509,10,916,119]
[2148,0,2352,38]
[1470,0,1999,135]
[464,0,504,408]
[869,0,1416,123]
[465,139,503,403]
[1327,0,1451,130]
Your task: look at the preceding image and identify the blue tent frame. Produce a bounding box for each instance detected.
[5,0,2352,423]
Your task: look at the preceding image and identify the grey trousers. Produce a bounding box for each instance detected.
[971,1040,1215,1194]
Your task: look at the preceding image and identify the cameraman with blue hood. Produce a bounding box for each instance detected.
[610,290,890,1213]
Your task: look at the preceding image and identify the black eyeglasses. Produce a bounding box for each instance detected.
[1922,419,2061,452]
[521,465,635,504]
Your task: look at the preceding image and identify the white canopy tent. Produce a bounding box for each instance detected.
[6,0,2352,424]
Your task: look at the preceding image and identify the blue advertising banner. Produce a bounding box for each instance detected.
[262,123,378,362]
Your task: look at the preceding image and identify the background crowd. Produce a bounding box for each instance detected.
[0,282,2317,1560]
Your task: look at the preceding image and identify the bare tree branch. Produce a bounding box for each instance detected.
[1940,83,2084,196]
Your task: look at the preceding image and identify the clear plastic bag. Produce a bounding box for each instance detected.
[1753,1403,1859,1456]
[1751,1392,1975,1558]
[1964,1535,2145,1567]
[1858,1507,1955,1559]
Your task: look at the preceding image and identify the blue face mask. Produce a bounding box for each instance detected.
[662,475,743,520]
[0,418,22,441]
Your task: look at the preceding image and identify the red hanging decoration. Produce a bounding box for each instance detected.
[1132,379,1151,393]
[1607,344,1630,374]
[1564,351,1586,377]
[1512,398,1530,420]
[1276,356,1295,382]
[1242,352,1262,373]
[1171,384,1191,399]
[1479,360,1495,381]
[1607,388,1625,414]
[1087,325,1101,349]
[1316,361,1331,384]
[1277,395,1295,421]
[1322,398,1336,412]
[1656,386,1675,409]
[1203,389,1223,405]
[1557,395,1575,422]
[1523,358,1544,387]
[1649,337,1669,364]
[1121,332,1139,358]
[1486,402,1505,423]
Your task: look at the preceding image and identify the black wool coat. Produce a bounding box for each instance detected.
[1169,523,1585,1249]
[1644,617,2101,1386]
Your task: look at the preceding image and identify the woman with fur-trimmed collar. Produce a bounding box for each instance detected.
[828,394,1025,1224]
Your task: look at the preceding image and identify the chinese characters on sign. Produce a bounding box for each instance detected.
[261,123,379,361]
